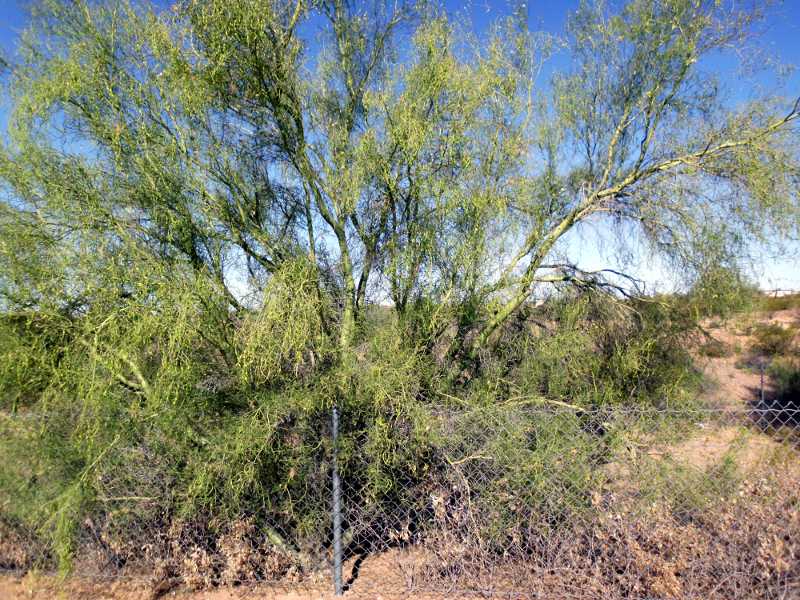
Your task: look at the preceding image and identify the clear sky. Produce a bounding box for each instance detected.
[0,1,797,292]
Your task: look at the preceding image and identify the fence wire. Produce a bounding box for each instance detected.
[2,402,800,599]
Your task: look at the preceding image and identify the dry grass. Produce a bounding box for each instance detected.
[4,468,798,600]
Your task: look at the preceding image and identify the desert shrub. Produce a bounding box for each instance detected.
[0,281,712,584]
[685,265,758,320]
[0,267,445,577]
[0,289,722,586]
[506,293,700,409]
[0,263,247,570]
[637,453,741,520]
[425,405,613,556]
[750,322,796,357]
[698,338,733,358]
[767,358,800,409]
[0,269,710,581]
[759,292,800,312]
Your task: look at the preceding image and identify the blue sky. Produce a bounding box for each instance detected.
[0,1,797,292]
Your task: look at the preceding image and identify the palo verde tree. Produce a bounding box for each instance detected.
[0,0,798,574]
[1,0,797,365]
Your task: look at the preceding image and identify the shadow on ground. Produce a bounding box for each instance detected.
[747,357,800,445]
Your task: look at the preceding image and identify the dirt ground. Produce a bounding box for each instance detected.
[0,576,326,600]
[0,550,451,600]
[2,309,799,600]
[0,546,451,599]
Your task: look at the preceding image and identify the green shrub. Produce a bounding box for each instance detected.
[507,293,700,409]
[767,358,800,405]
[760,293,800,313]
[434,405,611,546]
[0,285,707,575]
[750,323,796,357]
[637,453,741,519]
[685,265,758,320]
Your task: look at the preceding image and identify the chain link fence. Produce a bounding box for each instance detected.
[330,402,800,599]
[2,400,800,599]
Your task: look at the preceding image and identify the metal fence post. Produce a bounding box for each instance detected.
[760,358,765,405]
[332,402,343,596]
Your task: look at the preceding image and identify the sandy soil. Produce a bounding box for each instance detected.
[675,308,800,467]
[697,310,796,410]
[0,574,329,600]
[0,559,454,600]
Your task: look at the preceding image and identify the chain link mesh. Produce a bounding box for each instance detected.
[330,404,800,598]
[2,403,799,598]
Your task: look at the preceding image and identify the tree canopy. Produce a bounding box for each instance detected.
[0,0,797,363]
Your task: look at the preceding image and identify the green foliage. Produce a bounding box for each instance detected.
[0,0,797,578]
[750,323,797,357]
[236,259,332,387]
[685,265,758,321]
[637,453,741,519]
[424,406,603,553]
[760,293,800,313]
[0,313,72,412]
[767,358,800,406]
[507,293,699,408]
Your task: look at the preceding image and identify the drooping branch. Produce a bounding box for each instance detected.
[469,94,800,358]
